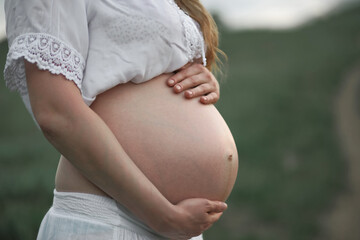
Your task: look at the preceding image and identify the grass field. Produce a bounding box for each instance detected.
[1,4,360,240]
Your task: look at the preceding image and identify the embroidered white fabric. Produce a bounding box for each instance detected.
[167,0,207,66]
[105,14,171,46]
[4,0,207,119]
[4,33,85,96]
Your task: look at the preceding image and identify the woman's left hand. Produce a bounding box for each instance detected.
[167,63,220,104]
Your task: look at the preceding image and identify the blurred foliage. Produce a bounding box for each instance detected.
[0,4,360,240]
[205,4,360,240]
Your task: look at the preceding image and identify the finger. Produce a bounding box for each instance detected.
[208,212,223,224]
[200,92,219,105]
[178,62,193,71]
[185,83,214,99]
[173,74,208,93]
[207,201,227,213]
[167,63,204,87]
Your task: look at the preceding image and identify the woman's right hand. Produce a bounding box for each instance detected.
[153,199,227,239]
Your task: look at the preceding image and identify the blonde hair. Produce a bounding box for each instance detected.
[175,0,226,73]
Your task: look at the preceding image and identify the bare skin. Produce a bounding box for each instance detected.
[57,72,238,204]
[25,61,230,239]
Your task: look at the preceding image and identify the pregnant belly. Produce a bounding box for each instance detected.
[89,73,238,203]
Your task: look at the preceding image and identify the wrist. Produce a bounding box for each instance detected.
[149,203,184,236]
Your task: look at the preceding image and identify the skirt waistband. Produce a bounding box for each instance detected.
[52,190,167,239]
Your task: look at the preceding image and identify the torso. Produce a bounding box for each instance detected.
[55,73,238,204]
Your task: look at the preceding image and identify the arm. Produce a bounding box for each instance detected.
[167,63,220,104]
[25,61,226,239]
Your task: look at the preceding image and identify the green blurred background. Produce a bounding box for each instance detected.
[1,2,360,240]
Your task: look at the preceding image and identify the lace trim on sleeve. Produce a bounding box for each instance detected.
[167,0,207,67]
[4,33,86,96]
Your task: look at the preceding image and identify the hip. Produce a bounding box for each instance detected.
[37,190,203,240]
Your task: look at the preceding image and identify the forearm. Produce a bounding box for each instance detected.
[41,102,174,227]
[24,62,174,230]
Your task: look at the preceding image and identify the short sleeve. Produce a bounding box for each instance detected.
[3,0,89,96]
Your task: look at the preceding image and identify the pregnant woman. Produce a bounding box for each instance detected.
[4,0,238,239]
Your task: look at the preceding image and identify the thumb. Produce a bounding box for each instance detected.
[208,212,224,223]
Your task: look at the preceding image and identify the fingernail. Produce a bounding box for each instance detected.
[202,96,208,102]
[175,85,182,91]
[168,79,175,85]
[222,202,228,208]
[187,91,193,96]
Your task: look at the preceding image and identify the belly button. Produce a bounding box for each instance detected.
[227,154,233,161]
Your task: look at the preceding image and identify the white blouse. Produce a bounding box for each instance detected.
[3,0,206,121]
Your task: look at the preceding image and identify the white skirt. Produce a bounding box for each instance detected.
[37,190,203,240]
